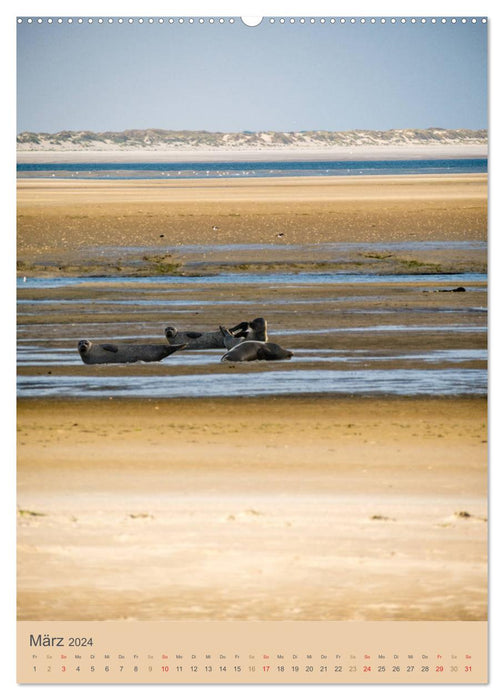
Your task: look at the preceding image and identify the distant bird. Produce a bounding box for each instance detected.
[23,276,27,282]
[276,232,285,238]
[212,225,219,231]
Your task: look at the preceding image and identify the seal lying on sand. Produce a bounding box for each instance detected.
[165,317,268,349]
[78,339,187,365]
[221,340,293,362]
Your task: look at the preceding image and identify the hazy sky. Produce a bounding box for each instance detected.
[16,17,487,133]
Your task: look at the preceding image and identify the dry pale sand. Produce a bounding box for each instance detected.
[17,396,487,622]
[16,144,488,163]
[17,174,487,276]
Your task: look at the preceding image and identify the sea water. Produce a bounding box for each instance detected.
[16,158,487,180]
[16,369,487,399]
[17,272,487,290]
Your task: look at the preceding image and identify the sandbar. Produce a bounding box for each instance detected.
[17,174,487,277]
[16,144,488,163]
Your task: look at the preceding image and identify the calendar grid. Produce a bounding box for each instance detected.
[17,621,487,684]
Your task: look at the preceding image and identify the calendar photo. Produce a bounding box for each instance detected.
[16,12,488,684]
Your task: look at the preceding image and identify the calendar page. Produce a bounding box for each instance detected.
[16,7,488,686]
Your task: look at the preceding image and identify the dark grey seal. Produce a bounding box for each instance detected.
[78,339,187,365]
[165,317,268,349]
[221,340,293,362]
[228,317,267,341]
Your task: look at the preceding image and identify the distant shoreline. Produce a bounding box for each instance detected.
[16,144,488,164]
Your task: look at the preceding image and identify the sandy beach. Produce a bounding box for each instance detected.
[16,171,487,622]
[17,396,487,621]
[17,174,487,276]
[16,144,488,163]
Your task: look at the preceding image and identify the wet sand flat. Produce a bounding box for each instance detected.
[17,175,487,276]
[17,396,487,621]
[16,172,487,622]
[17,174,487,396]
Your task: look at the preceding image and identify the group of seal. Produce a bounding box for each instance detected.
[164,317,268,349]
[77,317,293,365]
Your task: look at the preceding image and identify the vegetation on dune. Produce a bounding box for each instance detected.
[17,127,488,150]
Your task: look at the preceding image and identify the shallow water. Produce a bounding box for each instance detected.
[17,265,487,398]
[16,368,487,398]
[279,325,487,335]
[16,157,488,180]
[16,347,487,369]
[18,272,487,290]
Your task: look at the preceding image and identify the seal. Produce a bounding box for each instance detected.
[228,317,268,341]
[78,339,187,365]
[221,340,293,362]
[219,326,244,350]
[165,317,268,349]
